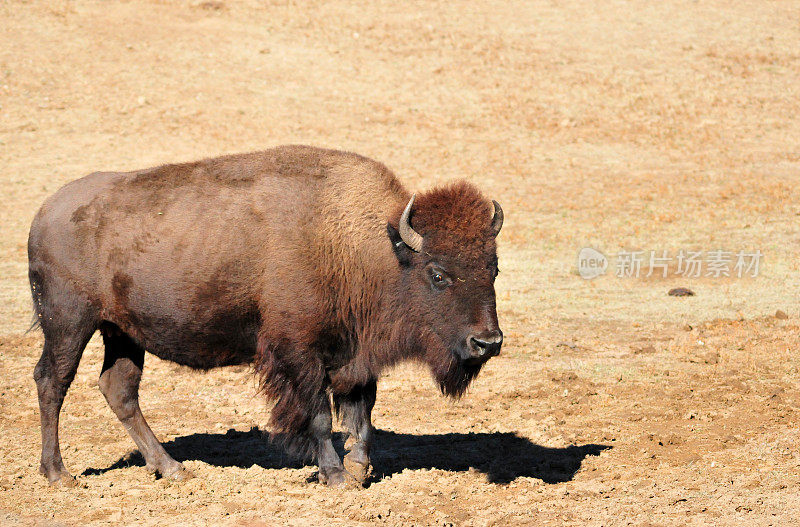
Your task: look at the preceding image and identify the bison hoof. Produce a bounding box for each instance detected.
[318,467,360,489]
[48,473,78,488]
[147,462,194,482]
[343,454,371,484]
[166,466,195,482]
[40,465,77,488]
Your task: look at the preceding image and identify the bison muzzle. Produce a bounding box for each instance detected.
[27,145,504,487]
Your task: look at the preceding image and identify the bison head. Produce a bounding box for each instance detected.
[387,181,503,397]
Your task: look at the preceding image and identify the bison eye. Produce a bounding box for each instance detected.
[426,264,452,290]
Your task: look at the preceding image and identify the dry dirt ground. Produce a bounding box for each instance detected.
[1,1,799,525]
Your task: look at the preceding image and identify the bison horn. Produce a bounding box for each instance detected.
[490,200,504,236]
[399,194,424,252]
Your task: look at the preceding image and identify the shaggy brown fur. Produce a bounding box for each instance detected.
[28,145,503,487]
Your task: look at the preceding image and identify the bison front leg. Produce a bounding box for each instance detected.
[258,337,359,488]
[334,380,377,484]
[309,398,359,488]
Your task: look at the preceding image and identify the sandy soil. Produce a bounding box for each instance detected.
[1,1,799,525]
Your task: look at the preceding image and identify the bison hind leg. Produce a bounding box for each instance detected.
[98,323,192,482]
[35,330,95,486]
[32,272,98,486]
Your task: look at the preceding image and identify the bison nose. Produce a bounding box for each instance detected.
[468,330,503,359]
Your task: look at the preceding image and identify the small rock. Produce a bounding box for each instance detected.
[688,350,718,364]
[701,351,719,365]
[775,309,788,320]
[193,0,225,9]
[769,387,784,399]
[551,371,578,383]
[682,324,693,331]
[668,287,695,297]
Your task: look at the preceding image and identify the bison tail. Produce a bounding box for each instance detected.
[26,270,44,334]
[26,309,42,334]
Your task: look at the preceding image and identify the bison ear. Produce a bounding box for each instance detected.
[387,223,413,267]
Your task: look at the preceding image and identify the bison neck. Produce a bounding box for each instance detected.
[325,279,479,397]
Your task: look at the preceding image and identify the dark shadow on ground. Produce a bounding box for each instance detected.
[83,427,610,484]
[369,430,609,484]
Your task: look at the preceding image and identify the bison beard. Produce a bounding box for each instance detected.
[27,146,503,487]
[432,354,485,398]
[419,328,485,399]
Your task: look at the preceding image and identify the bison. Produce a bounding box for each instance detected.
[28,145,504,487]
